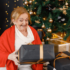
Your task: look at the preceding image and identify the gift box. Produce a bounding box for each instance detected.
[47,52,70,70]
[48,33,70,53]
[48,39,70,53]
[18,44,55,64]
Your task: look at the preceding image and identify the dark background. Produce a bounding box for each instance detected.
[0,0,23,35]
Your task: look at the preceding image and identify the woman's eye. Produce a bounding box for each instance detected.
[20,20,23,22]
[25,20,28,21]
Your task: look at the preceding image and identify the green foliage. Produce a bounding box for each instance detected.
[23,0,70,42]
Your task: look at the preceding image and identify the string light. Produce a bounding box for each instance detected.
[8,1,9,3]
[7,20,9,22]
[17,0,19,1]
[0,28,1,30]
[7,13,8,15]
[6,25,8,27]
[7,5,9,7]
[5,11,7,13]
[5,18,7,20]
[6,3,7,5]
[14,0,16,2]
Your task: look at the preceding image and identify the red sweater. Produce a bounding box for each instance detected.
[0,25,42,70]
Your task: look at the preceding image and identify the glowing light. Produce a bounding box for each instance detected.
[6,25,8,27]
[6,3,7,5]
[5,18,7,20]
[7,20,9,22]
[7,5,9,7]
[5,11,7,13]
[0,28,1,30]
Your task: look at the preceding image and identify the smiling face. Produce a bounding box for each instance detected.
[13,13,29,32]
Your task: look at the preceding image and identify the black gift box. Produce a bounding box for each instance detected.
[47,52,70,70]
[18,44,55,64]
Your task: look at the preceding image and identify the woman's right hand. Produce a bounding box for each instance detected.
[8,51,19,65]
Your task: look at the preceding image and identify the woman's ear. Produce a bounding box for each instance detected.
[12,19,16,25]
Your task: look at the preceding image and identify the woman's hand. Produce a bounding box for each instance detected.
[8,51,19,65]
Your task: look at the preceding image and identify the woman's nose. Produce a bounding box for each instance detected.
[22,20,26,25]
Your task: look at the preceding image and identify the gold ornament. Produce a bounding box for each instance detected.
[59,5,68,11]
[24,0,28,5]
[33,12,36,15]
[35,2,37,4]
[35,20,40,24]
[46,37,50,41]
[29,0,32,4]
[65,1,68,6]
[41,23,46,28]
[63,10,67,15]
[49,18,53,23]
[29,10,33,15]
[47,28,52,33]
[43,17,46,21]
[63,23,66,25]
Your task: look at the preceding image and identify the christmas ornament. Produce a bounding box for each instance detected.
[49,18,53,23]
[33,12,36,15]
[63,10,67,15]
[58,16,61,19]
[24,0,28,5]
[65,1,68,8]
[41,23,46,28]
[29,10,33,15]
[65,1,68,6]
[59,6,68,11]
[63,23,66,25]
[35,2,37,4]
[43,17,46,20]
[35,20,40,24]
[61,18,65,21]
[47,28,52,33]
[29,0,32,4]
[46,37,50,41]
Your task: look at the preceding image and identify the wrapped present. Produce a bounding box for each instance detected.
[47,52,70,70]
[48,34,70,53]
[17,44,55,64]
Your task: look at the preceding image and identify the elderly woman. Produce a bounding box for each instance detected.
[0,7,43,70]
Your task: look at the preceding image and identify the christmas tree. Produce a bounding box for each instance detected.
[23,0,70,44]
